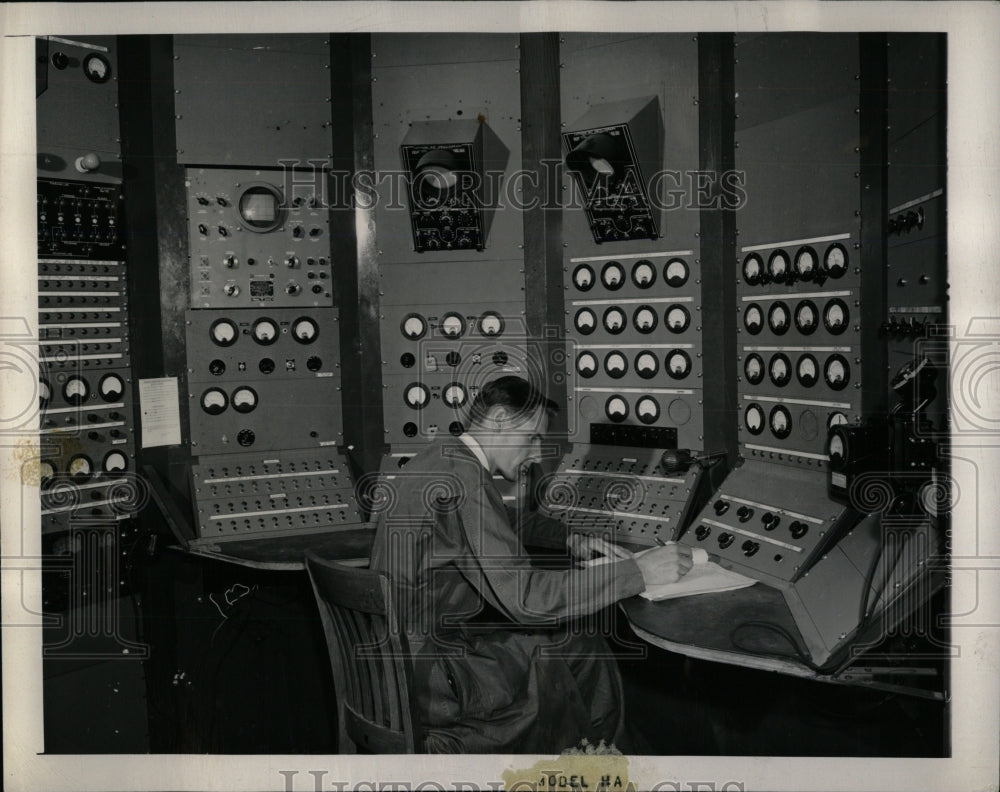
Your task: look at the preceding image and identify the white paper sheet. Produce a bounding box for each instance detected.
[138,377,181,448]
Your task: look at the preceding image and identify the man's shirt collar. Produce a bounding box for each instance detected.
[457,432,490,471]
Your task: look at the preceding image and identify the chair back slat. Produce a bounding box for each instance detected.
[305,551,421,753]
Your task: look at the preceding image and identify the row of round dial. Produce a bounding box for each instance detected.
[201,386,260,415]
[400,311,505,341]
[574,304,692,335]
[743,353,851,390]
[41,373,125,408]
[743,298,849,336]
[571,259,690,291]
[403,382,468,410]
[744,404,849,440]
[576,350,693,380]
[742,244,849,285]
[40,451,129,484]
[209,316,319,347]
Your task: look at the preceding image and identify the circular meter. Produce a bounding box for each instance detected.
[824,355,851,390]
[400,313,428,341]
[666,350,692,379]
[39,460,56,487]
[794,300,818,335]
[744,404,765,435]
[99,373,125,402]
[237,183,285,233]
[251,317,279,345]
[576,352,598,378]
[635,351,659,379]
[210,318,239,347]
[664,258,690,287]
[39,378,52,410]
[742,253,764,286]
[291,317,319,344]
[605,396,629,422]
[601,261,626,290]
[828,411,849,429]
[633,305,658,333]
[769,353,791,386]
[636,396,661,424]
[823,299,850,335]
[769,405,792,439]
[631,260,656,288]
[574,308,597,335]
[828,433,845,464]
[743,304,763,335]
[794,246,817,278]
[443,383,467,408]
[604,351,628,379]
[768,302,790,335]
[439,312,466,339]
[478,312,504,337]
[796,354,819,387]
[744,353,765,385]
[602,307,627,334]
[404,383,430,409]
[664,305,691,333]
[768,250,790,282]
[824,243,849,278]
[68,454,94,479]
[103,450,128,474]
[572,264,595,291]
[231,386,259,413]
[63,375,90,405]
[200,387,228,415]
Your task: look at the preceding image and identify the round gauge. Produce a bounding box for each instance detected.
[664,305,691,334]
[211,359,228,376]
[743,304,764,335]
[83,52,111,84]
[605,395,629,422]
[291,317,319,344]
[574,308,597,335]
[794,300,818,335]
[443,383,467,408]
[231,386,259,413]
[742,253,764,286]
[796,354,819,387]
[102,450,128,474]
[601,261,626,291]
[769,405,792,439]
[631,260,656,289]
[98,373,125,402]
[828,411,849,428]
[824,243,849,278]
[439,312,466,339]
[400,353,415,368]
[768,250,790,282]
[401,313,428,341]
[237,429,255,447]
[39,378,52,410]
[251,317,279,345]
[664,258,690,288]
[604,351,628,379]
[404,383,430,409]
[633,305,658,334]
[572,264,595,292]
[449,422,464,436]
[744,403,765,435]
[200,387,228,415]
[824,354,851,390]
[794,246,817,278]
[768,302,790,335]
[39,460,56,487]
[769,353,791,387]
[744,354,765,385]
[828,433,845,464]
[636,396,661,425]
[63,375,90,405]
[237,183,285,233]
[823,299,850,335]
[68,454,93,479]
[635,351,659,379]
[403,422,418,438]
[478,311,504,337]
[210,318,239,347]
[602,307,627,335]
[576,351,598,378]
[666,350,692,380]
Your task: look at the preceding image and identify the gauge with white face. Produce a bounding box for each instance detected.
[795,246,817,277]
[768,302,790,335]
[664,258,689,287]
[478,312,504,337]
[68,454,93,478]
[601,261,625,290]
[99,373,125,401]
[797,354,819,387]
[636,396,660,424]
[443,383,467,408]
[631,260,656,288]
[604,351,628,378]
[574,308,596,335]
[769,405,792,439]
[744,354,765,385]
[404,383,430,409]
[824,355,850,389]
[63,375,90,405]
[603,307,626,334]
[768,250,790,280]
[828,411,849,428]
[824,243,848,277]
[769,353,791,386]
[572,264,595,291]
[823,299,849,334]
[744,304,763,335]
[665,305,690,333]
[605,396,629,422]
[576,352,598,378]
[401,313,427,341]
[828,433,845,463]
[102,450,128,473]
[794,300,818,334]
[439,312,466,339]
[633,305,657,333]
[742,254,763,286]
[744,404,764,435]
[210,318,239,346]
[39,378,52,409]
[252,317,279,345]
[201,387,228,415]
[635,351,659,379]
[231,386,258,413]
[291,317,319,344]
[666,350,692,379]
[39,460,56,486]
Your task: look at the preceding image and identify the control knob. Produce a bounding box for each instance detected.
[713,499,730,516]
[736,505,754,523]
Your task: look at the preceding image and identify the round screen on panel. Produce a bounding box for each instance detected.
[742,254,763,286]
[576,351,598,378]
[743,304,763,335]
[201,387,228,415]
[744,353,765,385]
[769,353,791,387]
[99,373,124,401]
[769,405,792,439]
[210,318,239,347]
[604,351,628,379]
[824,243,849,278]
[631,260,656,288]
[633,305,658,333]
[768,302,790,335]
[439,312,466,339]
[794,300,818,335]
[231,386,258,414]
[572,264,595,292]
[797,354,819,387]
[601,261,625,290]
[824,355,851,390]
[401,313,428,341]
[768,250,790,282]
[291,317,319,343]
[103,450,128,474]
[605,395,629,422]
[63,375,90,405]
[635,351,659,379]
[252,317,279,345]
[794,246,817,279]
[574,308,597,335]
[238,184,284,233]
[666,350,691,379]
[603,307,627,335]
[664,305,690,334]
[744,404,765,435]
[828,411,849,429]
[404,383,430,409]
[664,258,689,288]
[823,299,850,335]
[443,383,467,408]
[478,312,504,337]
[636,396,660,424]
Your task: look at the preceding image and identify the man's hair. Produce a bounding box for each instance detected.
[467,376,558,427]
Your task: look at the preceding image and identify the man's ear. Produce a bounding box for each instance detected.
[490,405,512,428]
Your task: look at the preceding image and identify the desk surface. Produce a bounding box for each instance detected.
[182,527,375,570]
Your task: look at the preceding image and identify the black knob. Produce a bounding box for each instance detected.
[718,532,735,549]
[762,512,780,531]
[789,521,809,540]
[695,525,712,541]
[713,499,729,516]
[742,540,760,557]
[737,506,754,523]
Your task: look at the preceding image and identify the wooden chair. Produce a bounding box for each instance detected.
[304,551,423,753]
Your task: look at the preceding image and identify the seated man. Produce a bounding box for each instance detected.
[369,375,692,753]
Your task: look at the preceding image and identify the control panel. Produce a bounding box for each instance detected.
[679,460,853,586]
[540,444,706,547]
[37,179,124,259]
[186,168,332,309]
[190,449,364,543]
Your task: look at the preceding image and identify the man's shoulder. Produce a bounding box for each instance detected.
[396,437,482,476]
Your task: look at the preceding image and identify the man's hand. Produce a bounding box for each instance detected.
[567,532,633,563]
[634,542,694,587]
